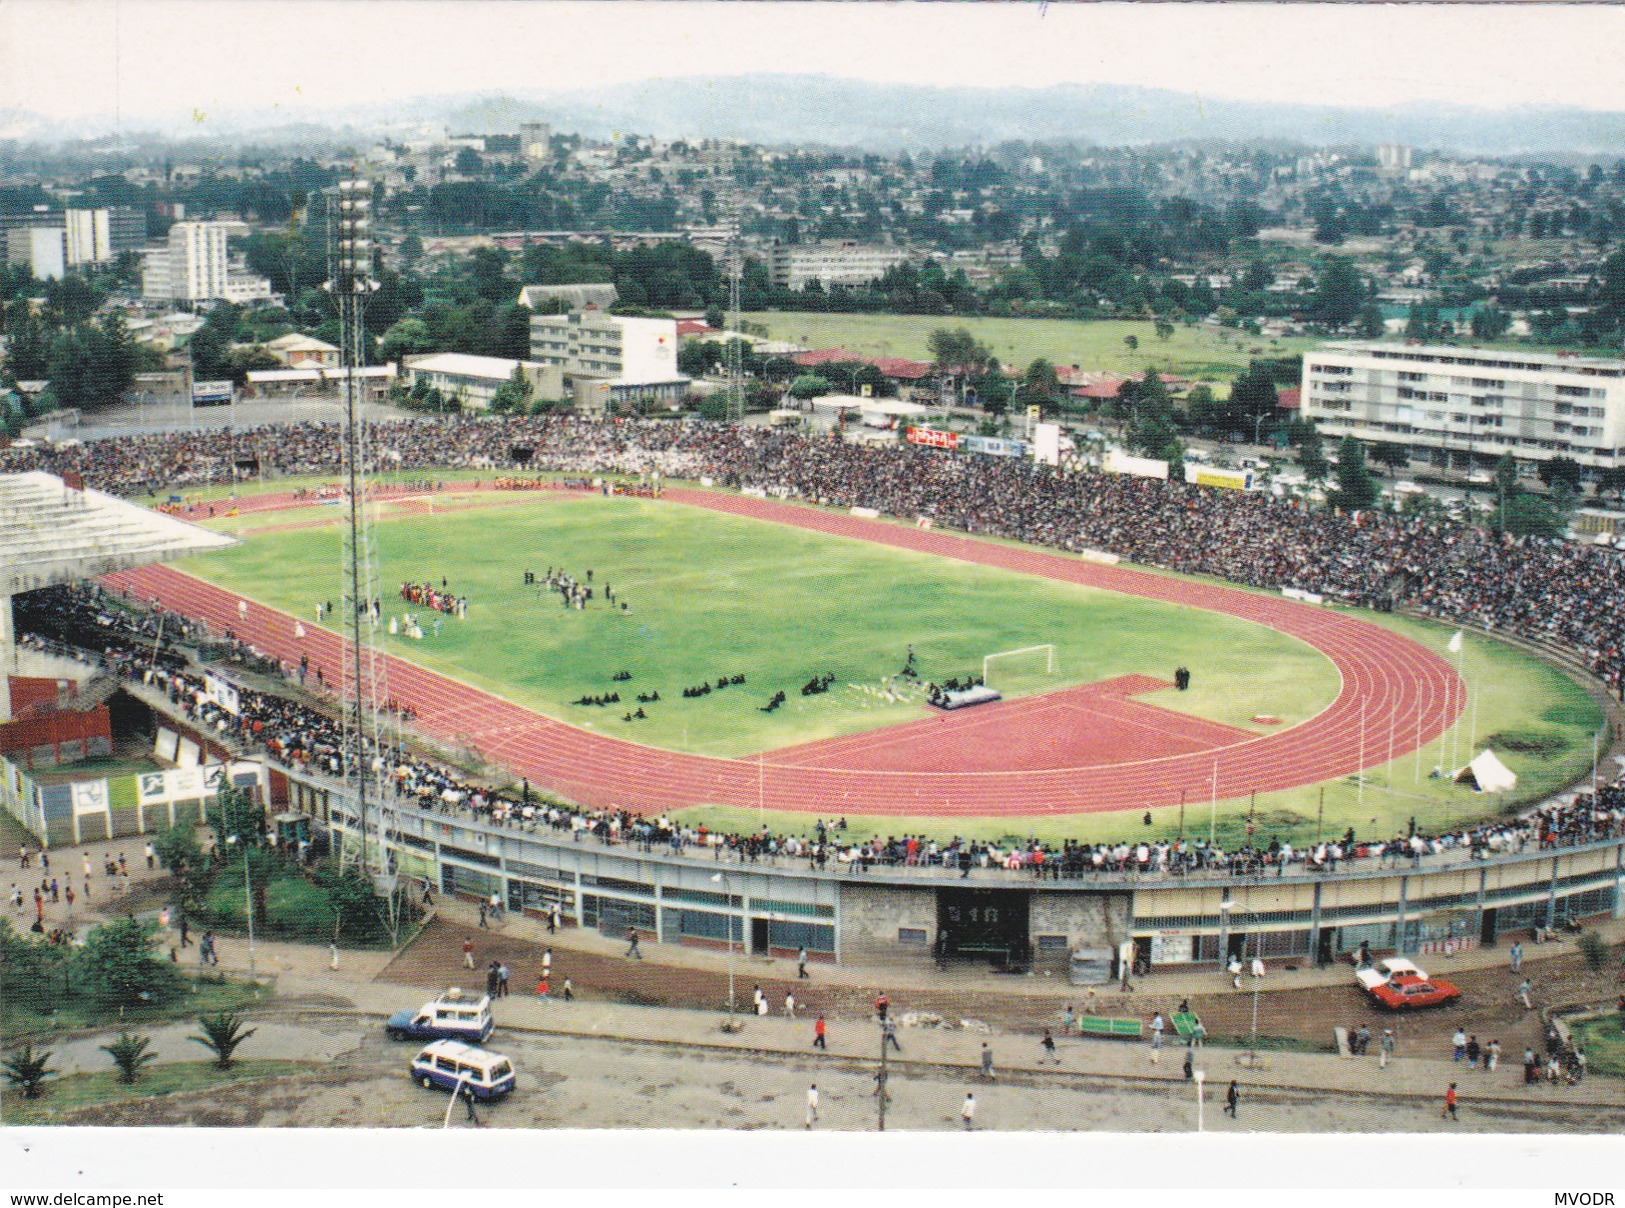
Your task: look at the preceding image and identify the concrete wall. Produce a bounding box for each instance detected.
[1029,890,1132,972]
[838,880,938,968]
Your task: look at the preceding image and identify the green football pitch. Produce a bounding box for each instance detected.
[180,491,1340,759]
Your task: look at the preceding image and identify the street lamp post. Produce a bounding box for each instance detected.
[1194,1068,1206,1133]
[225,835,256,980]
[710,871,737,1027]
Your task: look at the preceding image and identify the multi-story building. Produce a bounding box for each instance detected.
[767,240,910,291]
[528,310,688,411]
[63,207,147,266]
[403,353,560,412]
[142,221,272,304]
[4,226,65,280]
[1301,341,1625,472]
[519,121,552,162]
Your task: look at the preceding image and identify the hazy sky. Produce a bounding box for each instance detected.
[2,1,1622,127]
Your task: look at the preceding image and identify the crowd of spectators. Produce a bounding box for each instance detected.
[9,417,1625,878]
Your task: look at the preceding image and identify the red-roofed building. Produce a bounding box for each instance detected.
[675,319,722,340]
[1277,387,1302,411]
[791,348,933,383]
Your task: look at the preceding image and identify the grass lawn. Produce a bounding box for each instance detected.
[0,1059,312,1124]
[670,612,1605,846]
[2,977,266,1040]
[744,312,1319,384]
[179,492,1337,759]
[1567,1014,1624,1079]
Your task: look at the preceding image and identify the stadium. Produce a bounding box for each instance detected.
[2,412,1622,983]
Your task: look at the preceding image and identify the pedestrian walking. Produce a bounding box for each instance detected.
[461,937,475,969]
[1151,1011,1165,1062]
[625,927,641,958]
[875,992,889,1021]
[536,976,550,998]
[979,1041,995,1079]
[1451,1028,1468,1061]
[1487,1039,1501,1072]
[561,976,573,1001]
[1509,940,1523,973]
[1223,1080,1239,1118]
[542,948,552,979]
[1518,978,1533,1010]
[784,991,796,1019]
[1380,1028,1395,1068]
[805,1083,819,1129]
[145,842,155,870]
[63,883,74,911]
[961,1093,976,1130]
[883,1017,901,1052]
[1443,1082,1458,1121]
[1062,1004,1075,1036]
[498,962,510,998]
[1466,1035,1481,1066]
[813,1015,827,1050]
[478,903,489,929]
[550,905,561,934]
[797,947,809,979]
[1040,1028,1058,1065]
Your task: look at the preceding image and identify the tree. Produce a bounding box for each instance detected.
[927,328,992,376]
[1311,257,1366,329]
[788,374,831,401]
[1,1044,56,1099]
[1330,436,1379,511]
[100,1031,158,1085]
[152,821,203,876]
[76,917,182,1010]
[1123,334,1139,352]
[190,1012,257,1070]
[378,317,434,364]
[1154,319,1175,341]
[0,917,68,1013]
[1596,465,1625,499]
[1299,431,1330,483]
[1020,358,1061,406]
[1470,306,1512,340]
[1370,442,1411,475]
[488,365,534,415]
[207,782,265,851]
[1497,492,1563,538]
[454,147,484,176]
[1538,455,1583,493]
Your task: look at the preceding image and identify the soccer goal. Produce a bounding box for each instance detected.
[982,644,1057,689]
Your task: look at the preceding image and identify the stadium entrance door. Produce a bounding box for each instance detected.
[935,888,1031,967]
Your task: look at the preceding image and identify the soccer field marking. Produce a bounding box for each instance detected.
[113,486,1468,817]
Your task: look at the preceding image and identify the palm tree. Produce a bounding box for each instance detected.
[100,1031,159,1085]
[2,1044,57,1099]
[189,1012,257,1070]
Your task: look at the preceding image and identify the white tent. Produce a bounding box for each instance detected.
[1454,749,1517,793]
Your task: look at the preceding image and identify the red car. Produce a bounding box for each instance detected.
[1356,958,1461,1010]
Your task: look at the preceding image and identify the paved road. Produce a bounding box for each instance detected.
[57,1013,1622,1133]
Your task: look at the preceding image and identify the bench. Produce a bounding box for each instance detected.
[1077,1015,1143,1039]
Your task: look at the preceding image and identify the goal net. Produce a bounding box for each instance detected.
[981,644,1057,690]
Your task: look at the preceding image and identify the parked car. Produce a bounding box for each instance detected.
[386,989,495,1043]
[1356,958,1461,1010]
[409,1039,515,1100]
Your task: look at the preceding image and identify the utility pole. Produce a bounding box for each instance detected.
[876,1024,889,1132]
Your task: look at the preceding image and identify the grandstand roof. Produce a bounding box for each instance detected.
[0,472,236,597]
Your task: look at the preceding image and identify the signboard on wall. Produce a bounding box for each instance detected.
[1033,423,1061,466]
[1104,449,1169,480]
[905,426,959,451]
[204,674,241,716]
[1149,932,1196,965]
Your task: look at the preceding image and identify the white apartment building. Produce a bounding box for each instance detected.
[63,207,145,266]
[1301,341,1625,471]
[142,221,273,304]
[6,227,65,280]
[768,240,910,291]
[528,310,688,410]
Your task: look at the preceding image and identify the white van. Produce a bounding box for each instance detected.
[409,1039,516,1100]
[386,988,495,1043]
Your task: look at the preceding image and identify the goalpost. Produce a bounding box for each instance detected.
[982,644,1057,689]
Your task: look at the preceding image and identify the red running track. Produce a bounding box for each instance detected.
[106,486,1465,817]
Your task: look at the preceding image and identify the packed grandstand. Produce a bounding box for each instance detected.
[8,415,1625,881]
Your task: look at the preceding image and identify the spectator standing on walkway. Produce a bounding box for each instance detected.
[883,1017,901,1052]
[961,1093,976,1130]
[784,991,796,1019]
[1443,1082,1458,1121]
[1380,1029,1395,1068]
[1451,1028,1467,1061]
[498,962,510,998]
[875,992,889,1021]
[1509,941,1523,973]
[561,977,573,1001]
[462,938,474,969]
[1224,1081,1239,1118]
[1151,1012,1165,1061]
[625,927,641,959]
[542,948,552,979]
[145,842,155,870]
[1040,1029,1058,1065]
[813,1015,827,1050]
[1518,978,1533,1010]
[979,1042,995,1079]
[805,1083,818,1129]
[798,947,809,979]
[1062,1004,1075,1036]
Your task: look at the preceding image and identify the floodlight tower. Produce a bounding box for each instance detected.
[327,176,392,886]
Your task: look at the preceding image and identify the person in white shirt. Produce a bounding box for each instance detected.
[805,1083,818,1128]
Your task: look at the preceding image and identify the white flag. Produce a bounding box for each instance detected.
[294,622,306,638]
[1447,630,1463,653]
